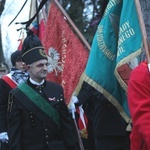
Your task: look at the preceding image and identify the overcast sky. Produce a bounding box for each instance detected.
[1,0,31,65]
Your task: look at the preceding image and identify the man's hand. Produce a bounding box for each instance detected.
[68,96,79,118]
[0,132,9,143]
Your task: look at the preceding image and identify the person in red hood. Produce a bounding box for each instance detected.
[128,61,150,150]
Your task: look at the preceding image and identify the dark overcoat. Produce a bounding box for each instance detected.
[7,80,78,150]
[0,79,12,133]
[0,79,12,150]
[77,82,130,150]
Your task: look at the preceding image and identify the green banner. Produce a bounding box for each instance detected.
[82,0,142,123]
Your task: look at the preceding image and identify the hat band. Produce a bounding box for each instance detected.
[22,46,45,57]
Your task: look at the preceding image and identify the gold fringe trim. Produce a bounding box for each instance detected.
[80,128,88,139]
[115,48,142,92]
[73,72,131,125]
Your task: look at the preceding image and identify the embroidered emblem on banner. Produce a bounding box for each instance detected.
[47,47,63,75]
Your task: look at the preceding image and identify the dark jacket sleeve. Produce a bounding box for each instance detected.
[76,81,128,136]
[0,79,11,132]
[76,81,101,105]
[7,94,22,150]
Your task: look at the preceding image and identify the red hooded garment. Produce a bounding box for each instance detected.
[128,61,150,150]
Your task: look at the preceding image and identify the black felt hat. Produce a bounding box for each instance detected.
[22,30,47,65]
[11,50,22,66]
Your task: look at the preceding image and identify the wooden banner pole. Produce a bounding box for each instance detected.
[53,0,91,51]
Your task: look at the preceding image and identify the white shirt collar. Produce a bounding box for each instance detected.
[29,78,44,86]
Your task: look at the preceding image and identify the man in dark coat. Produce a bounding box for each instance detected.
[0,50,28,150]
[7,30,78,150]
[69,81,130,150]
[68,0,131,149]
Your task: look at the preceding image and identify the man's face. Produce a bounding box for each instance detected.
[28,59,48,82]
[15,58,27,72]
[0,70,8,78]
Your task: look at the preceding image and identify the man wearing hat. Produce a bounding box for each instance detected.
[7,31,79,150]
[0,50,28,150]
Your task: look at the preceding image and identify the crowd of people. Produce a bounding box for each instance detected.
[0,50,28,150]
[0,30,80,150]
[0,31,148,150]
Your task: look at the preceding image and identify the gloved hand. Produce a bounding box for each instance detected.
[0,132,9,143]
[68,96,79,115]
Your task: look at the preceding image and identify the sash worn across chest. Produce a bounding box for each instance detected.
[17,82,60,127]
[2,75,17,88]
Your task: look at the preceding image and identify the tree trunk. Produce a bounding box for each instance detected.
[140,0,150,42]
[0,24,4,62]
[0,0,6,63]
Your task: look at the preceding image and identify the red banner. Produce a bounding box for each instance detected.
[43,2,89,104]
[17,31,25,51]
